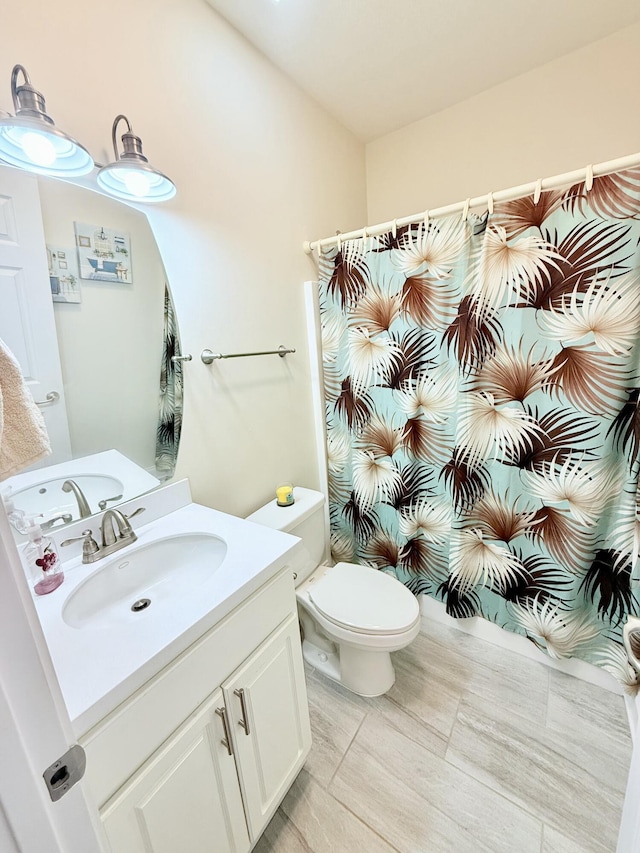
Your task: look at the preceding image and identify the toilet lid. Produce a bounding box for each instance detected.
[308,562,419,635]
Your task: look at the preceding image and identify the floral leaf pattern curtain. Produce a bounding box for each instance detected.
[155,285,183,478]
[318,168,640,691]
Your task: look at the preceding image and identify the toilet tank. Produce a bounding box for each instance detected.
[246,487,326,585]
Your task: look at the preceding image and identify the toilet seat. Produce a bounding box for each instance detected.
[307,562,419,636]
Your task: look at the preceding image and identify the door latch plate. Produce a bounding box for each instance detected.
[43,744,86,802]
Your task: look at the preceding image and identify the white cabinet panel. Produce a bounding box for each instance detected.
[91,574,311,853]
[82,569,293,808]
[224,615,311,840]
[101,691,249,853]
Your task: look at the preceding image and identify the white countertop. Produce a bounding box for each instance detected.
[4,448,160,497]
[5,449,160,539]
[31,499,302,736]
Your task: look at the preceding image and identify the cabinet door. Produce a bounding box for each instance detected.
[100,690,249,853]
[223,614,311,840]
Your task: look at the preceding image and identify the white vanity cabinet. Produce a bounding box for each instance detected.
[222,615,310,839]
[100,690,249,853]
[80,568,311,853]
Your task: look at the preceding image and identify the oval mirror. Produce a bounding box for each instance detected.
[0,164,183,534]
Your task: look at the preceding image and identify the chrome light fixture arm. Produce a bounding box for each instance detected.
[0,64,94,177]
[96,114,176,203]
[10,65,51,121]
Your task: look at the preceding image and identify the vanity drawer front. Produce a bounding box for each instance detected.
[81,568,295,807]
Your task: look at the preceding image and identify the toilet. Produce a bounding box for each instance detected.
[247,487,421,697]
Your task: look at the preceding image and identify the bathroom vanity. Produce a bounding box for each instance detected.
[31,482,311,853]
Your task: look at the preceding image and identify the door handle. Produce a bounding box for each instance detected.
[234,688,250,735]
[215,706,233,756]
[34,391,60,407]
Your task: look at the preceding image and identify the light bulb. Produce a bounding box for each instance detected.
[20,131,56,167]
[122,169,151,198]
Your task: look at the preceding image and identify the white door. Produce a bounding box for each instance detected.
[0,501,103,851]
[223,615,311,841]
[100,691,249,853]
[0,165,71,465]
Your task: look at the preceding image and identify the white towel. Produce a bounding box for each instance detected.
[0,338,51,480]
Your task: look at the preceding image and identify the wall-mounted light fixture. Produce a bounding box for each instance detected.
[0,65,176,202]
[97,115,176,203]
[0,65,94,177]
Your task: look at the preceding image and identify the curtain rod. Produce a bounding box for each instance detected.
[302,151,640,255]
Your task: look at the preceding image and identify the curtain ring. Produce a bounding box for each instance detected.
[487,191,494,215]
[533,178,543,205]
[336,232,342,252]
[585,164,594,192]
[362,226,369,252]
[392,219,397,239]
[423,209,430,232]
[462,198,470,222]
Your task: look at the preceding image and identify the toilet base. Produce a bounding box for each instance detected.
[302,639,341,682]
[302,638,396,697]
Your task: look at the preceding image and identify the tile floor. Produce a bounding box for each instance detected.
[254,619,633,853]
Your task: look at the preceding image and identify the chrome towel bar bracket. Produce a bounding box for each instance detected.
[201,346,295,364]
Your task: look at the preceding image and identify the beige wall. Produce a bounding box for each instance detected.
[366,23,640,223]
[3,0,367,517]
[39,180,166,472]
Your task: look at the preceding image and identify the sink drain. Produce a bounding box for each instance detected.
[131,598,151,612]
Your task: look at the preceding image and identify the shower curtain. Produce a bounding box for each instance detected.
[155,285,183,478]
[318,167,640,690]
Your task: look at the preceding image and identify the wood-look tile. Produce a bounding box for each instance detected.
[255,768,396,853]
[330,712,542,853]
[542,700,631,796]
[303,668,367,786]
[384,633,464,739]
[447,693,624,852]
[547,669,631,745]
[306,660,449,763]
[365,689,449,758]
[420,620,550,725]
[252,807,312,853]
[542,824,611,853]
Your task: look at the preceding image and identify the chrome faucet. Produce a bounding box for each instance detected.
[61,507,145,564]
[100,509,136,549]
[61,479,92,519]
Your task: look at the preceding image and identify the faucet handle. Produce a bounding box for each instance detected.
[61,529,100,559]
[98,494,124,511]
[125,507,145,521]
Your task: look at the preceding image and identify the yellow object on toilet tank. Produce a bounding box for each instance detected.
[276,484,294,506]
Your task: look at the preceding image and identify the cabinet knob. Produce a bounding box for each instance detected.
[234,688,251,736]
[215,706,233,756]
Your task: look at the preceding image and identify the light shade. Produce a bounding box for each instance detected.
[97,115,176,203]
[0,65,93,177]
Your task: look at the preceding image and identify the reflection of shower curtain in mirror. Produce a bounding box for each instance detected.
[318,168,640,691]
[155,285,183,478]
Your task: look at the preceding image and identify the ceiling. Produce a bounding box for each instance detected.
[205,0,640,141]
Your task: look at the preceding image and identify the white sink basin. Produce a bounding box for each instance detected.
[14,474,124,524]
[62,533,227,629]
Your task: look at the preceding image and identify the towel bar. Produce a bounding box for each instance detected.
[201,346,295,364]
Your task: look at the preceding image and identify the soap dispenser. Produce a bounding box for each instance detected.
[2,487,27,533]
[24,516,64,595]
